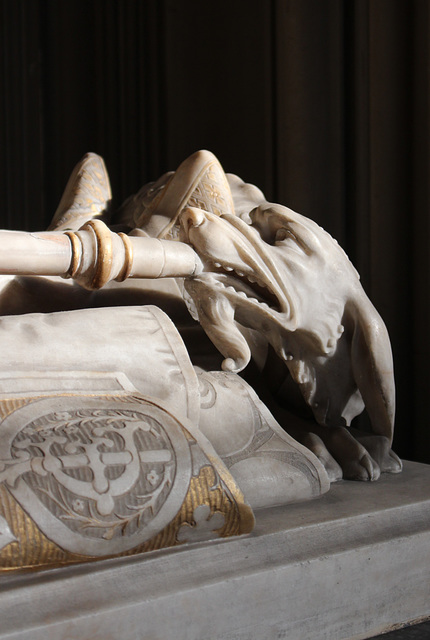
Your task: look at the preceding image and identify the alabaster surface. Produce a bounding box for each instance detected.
[1,461,428,640]
[0,150,402,570]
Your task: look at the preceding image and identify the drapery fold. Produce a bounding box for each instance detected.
[1,0,428,461]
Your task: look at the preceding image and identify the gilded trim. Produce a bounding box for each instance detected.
[82,219,113,289]
[64,231,82,279]
[116,232,134,282]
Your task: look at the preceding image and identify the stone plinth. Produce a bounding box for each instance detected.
[0,461,429,640]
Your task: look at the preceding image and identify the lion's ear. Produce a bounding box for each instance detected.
[248,205,282,244]
[248,204,302,246]
[249,203,329,257]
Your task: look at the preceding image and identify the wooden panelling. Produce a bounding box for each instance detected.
[367,1,415,457]
[41,0,167,218]
[162,0,275,199]
[1,0,45,230]
[412,0,430,459]
[274,0,346,243]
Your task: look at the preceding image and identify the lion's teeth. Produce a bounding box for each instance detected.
[214,262,222,268]
[238,291,247,298]
[247,275,256,283]
[225,266,233,271]
[226,286,235,292]
[236,270,244,277]
[249,297,258,303]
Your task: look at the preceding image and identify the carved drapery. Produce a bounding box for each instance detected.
[1,0,429,462]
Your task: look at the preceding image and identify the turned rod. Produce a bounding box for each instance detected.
[0,220,202,290]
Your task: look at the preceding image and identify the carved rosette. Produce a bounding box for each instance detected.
[0,394,254,570]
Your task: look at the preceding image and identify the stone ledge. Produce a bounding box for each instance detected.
[0,461,429,640]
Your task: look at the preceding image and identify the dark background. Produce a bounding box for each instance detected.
[1,0,429,463]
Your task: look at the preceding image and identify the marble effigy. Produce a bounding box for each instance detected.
[0,151,402,570]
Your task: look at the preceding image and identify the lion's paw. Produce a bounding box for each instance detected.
[355,434,402,475]
[300,432,343,483]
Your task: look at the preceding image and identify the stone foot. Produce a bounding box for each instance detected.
[354,433,403,474]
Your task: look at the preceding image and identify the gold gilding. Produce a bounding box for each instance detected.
[64,231,82,278]
[0,395,253,571]
[81,219,113,289]
[116,232,134,282]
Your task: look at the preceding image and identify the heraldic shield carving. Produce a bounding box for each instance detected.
[0,393,254,569]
